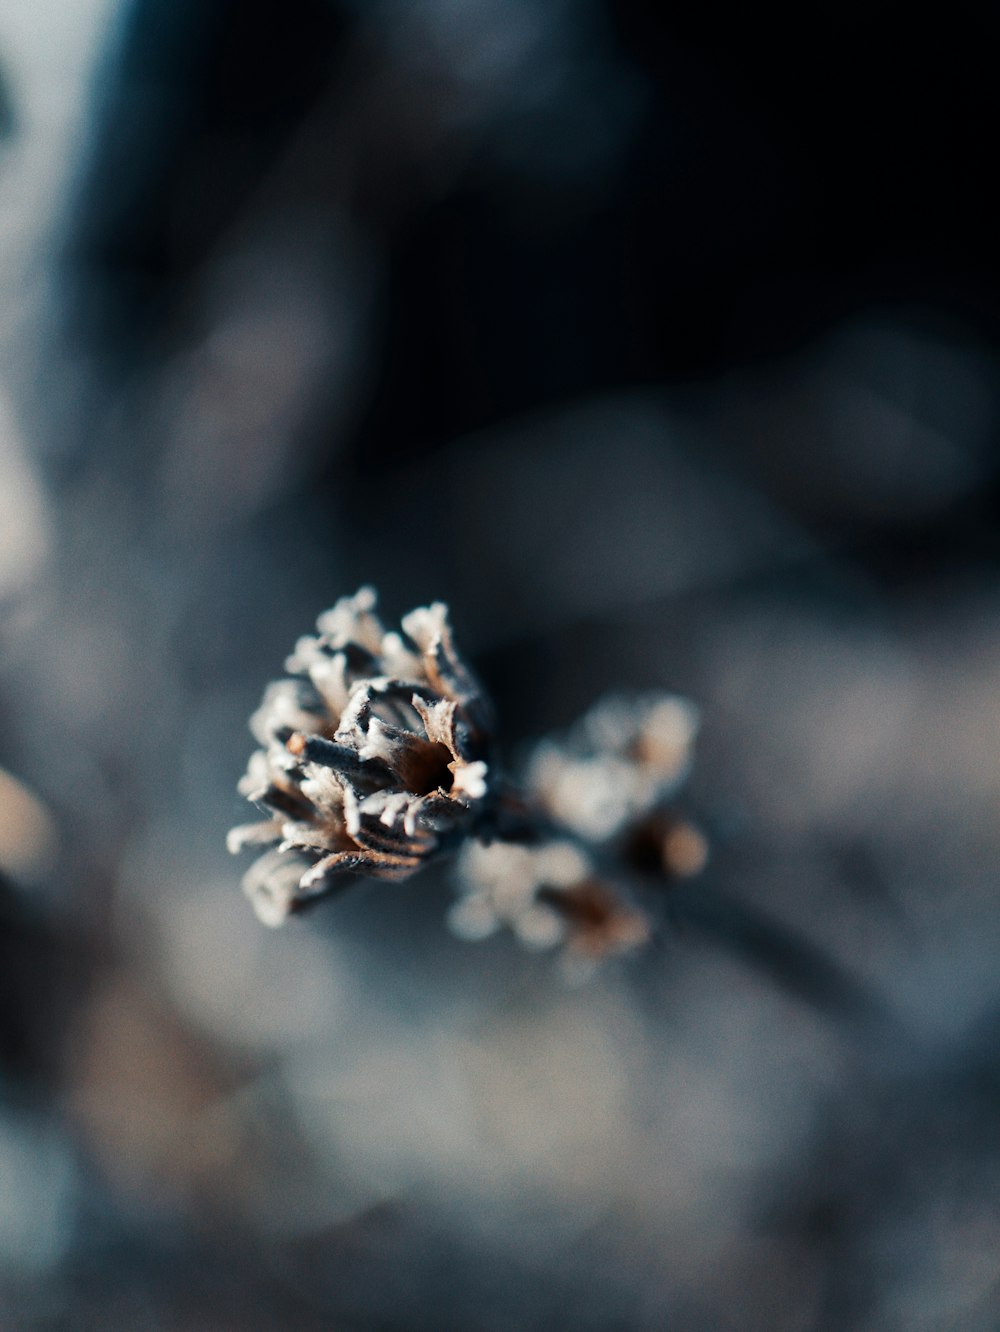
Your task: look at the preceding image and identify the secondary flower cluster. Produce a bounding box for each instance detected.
[449,693,705,967]
[228,588,491,925]
[230,589,706,964]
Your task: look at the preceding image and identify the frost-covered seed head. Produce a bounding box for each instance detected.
[526,692,699,842]
[229,588,492,924]
[449,837,650,962]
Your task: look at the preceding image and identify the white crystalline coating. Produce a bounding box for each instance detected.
[333,682,373,742]
[242,850,308,927]
[226,819,282,854]
[298,765,344,814]
[249,679,324,747]
[400,600,484,712]
[279,819,348,853]
[315,585,384,652]
[379,631,423,680]
[527,691,700,841]
[358,716,403,766]
[340,782,363,837]
[291,649,352,718]
[400,602,448,653]
[457,836,590,897]
[446,894,502,941]
[532,840,593,886]
[237,745,300,802]
[513,903,567,950]
[451,759,488,801]
[402,803,421,838]
[360,790,413,829]
[528,750,640,841]
[284,634,324,674]
[459,839,541,895]
[413,694,456,745]
[590,693,699,785]
[236,748,272,799]
[450,837,591,950]
[450,883,565,950]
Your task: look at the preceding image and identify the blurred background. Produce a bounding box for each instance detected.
[2,1,1000,1327]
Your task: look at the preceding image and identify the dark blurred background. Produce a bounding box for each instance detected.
[2,2,1000,1327]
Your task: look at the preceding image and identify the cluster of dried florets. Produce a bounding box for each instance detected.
[228,588,491,925]
[449,692,706,968]
[230,589,706,964]
[448,838,652,967]
[526,693,698,841]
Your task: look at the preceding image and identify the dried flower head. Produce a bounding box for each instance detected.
[447,690,702,964]
[526,692,699,842]
[229,588,491,925]
[449,838,593,950]
[449,838,650,966]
